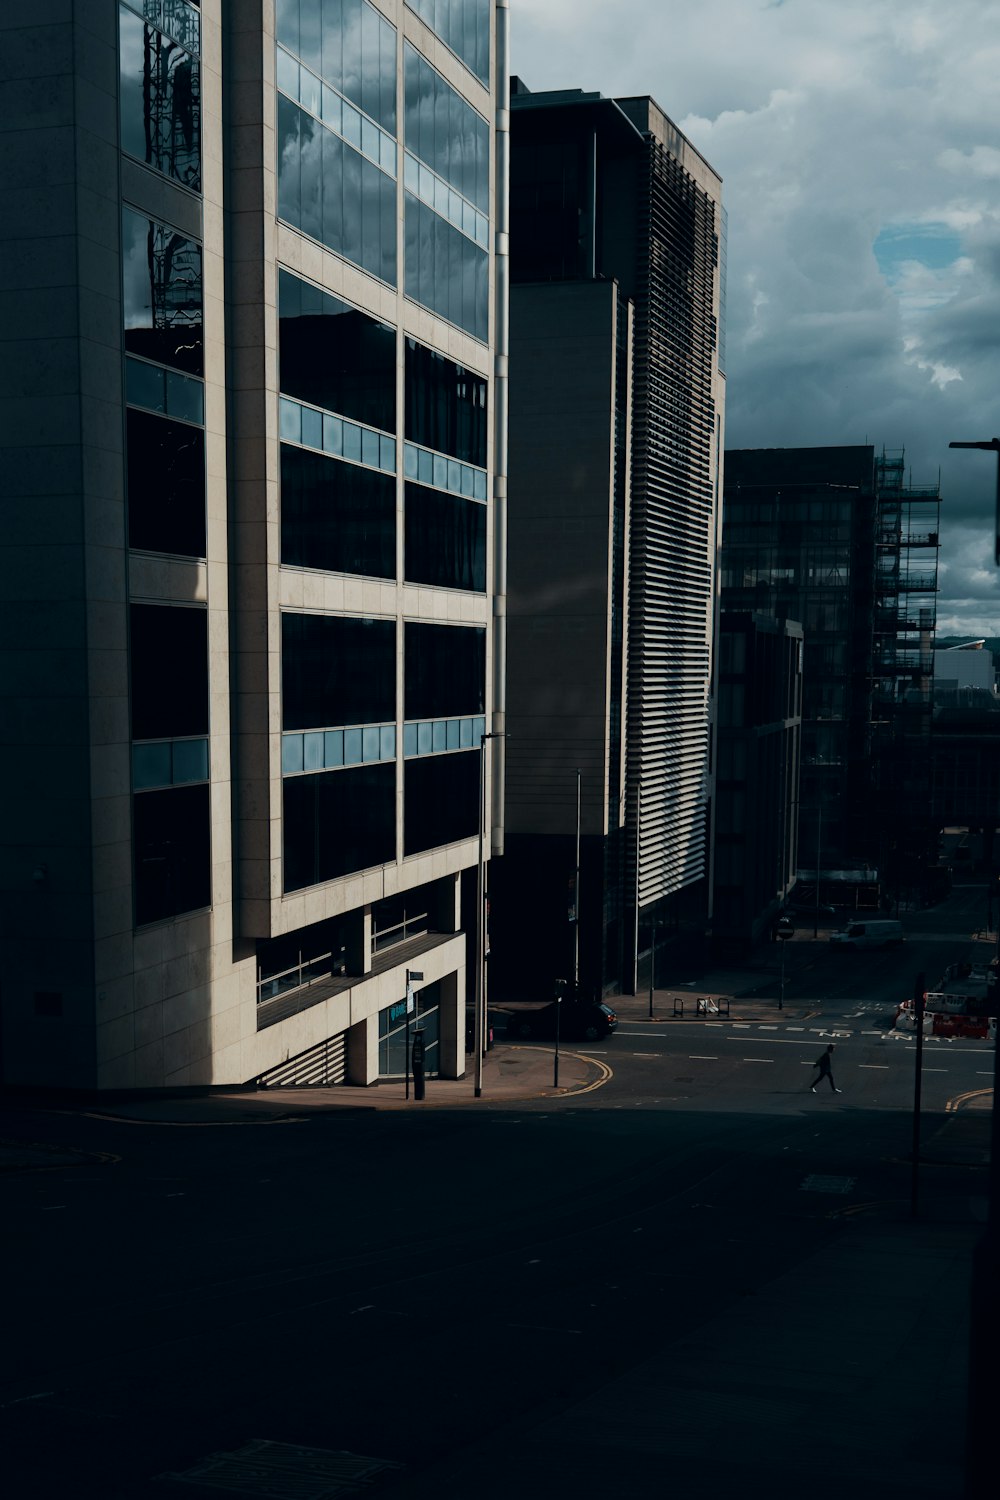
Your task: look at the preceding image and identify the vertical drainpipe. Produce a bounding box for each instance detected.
[491,0,509,858]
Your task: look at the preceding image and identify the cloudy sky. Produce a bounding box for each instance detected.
[510,0,1000,636]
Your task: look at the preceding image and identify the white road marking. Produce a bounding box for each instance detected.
[689,1055,718,1060]
[733,1023,750,1029]
[631,1052,658,1057]
[758,1025,778,1031]
[859,1065,889,1069]
[726,1036,832,1048]
[785,1026,805,1032]
[742,1058,774,1063]
[923,1068,948,1073]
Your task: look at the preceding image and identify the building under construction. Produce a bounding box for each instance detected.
[721,445,940,909]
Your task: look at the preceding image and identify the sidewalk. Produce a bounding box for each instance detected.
[0,1043,604,1153]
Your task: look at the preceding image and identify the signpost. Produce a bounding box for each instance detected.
[404,968,423,1101]
[776,916,793,1011]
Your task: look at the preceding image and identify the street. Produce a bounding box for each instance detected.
[0,882,991,1498]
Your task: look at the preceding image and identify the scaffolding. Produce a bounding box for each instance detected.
[871,450,941,889]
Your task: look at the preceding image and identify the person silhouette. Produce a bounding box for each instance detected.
[810,1044,841,1093]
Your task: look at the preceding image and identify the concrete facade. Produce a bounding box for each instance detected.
[1,1,506,1090]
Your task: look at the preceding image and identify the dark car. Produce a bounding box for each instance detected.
[506,1001,617,1042]
[783,902,838,919]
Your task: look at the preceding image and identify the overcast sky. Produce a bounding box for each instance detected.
[510,0,1000,637]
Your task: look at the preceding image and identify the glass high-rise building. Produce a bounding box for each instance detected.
[0,0,507,1090]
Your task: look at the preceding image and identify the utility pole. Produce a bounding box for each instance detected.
[475,730,503,1099]
[949,436,1000,1498]
[573,767,581,990]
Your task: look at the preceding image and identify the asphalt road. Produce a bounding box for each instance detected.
[0,883,991,1498]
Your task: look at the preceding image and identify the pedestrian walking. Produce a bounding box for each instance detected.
[810,1043,841,1093]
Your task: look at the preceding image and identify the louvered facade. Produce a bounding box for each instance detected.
[624,111,723,908]
[498,85,723,996]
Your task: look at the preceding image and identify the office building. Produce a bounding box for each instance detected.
[713,612,802,950]
[1,0,507,1090]
[722,446,939,899]
[492,85,725,997]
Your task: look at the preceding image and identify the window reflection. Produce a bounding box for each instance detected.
[127,407,206,558]
[404,750,478,856]
[281,444,396,579]
[122,207,203,375]
[405,339,487,466]
[277,0,396,136]
[404,192,488,340]
[403,43,488,210]
[119,2,200,190]
[406,0,490,85]
[283,763,395,891]
[277,96,397,286]
[404,622,486,720]
[405,483,486,592]
[282,612,396,731]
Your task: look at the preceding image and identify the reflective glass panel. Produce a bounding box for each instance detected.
[122,207,203,375]
[126,356,167,413]
[417,721,432,754]
[362,725,380,762]
[403,42,489,209]
[380,725,395,760]
[172,737,209,784]
[406,0,490,84]
[344,727,363,764]
[119,4,201,191]
[304,730,325,770]
[403,192,489,341]
[133,741,172,790]
[165,369,204,424]
[324,728,344,766]
[282,734,304,774]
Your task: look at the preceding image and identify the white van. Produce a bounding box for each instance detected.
[830,919,903,950]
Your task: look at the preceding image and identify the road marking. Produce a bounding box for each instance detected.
[947,1088,992,1112]
[785,1026,805,1032]
[923,1068,948,1073]
[742,1058,774,1063]
[758,1025,778,1031]
[688,1055,718,1060]
[726,1036,832,1048]
[631,1052,658,1057]
[733,1024,750,1029]
[859,1065,889,1070]
[617,1030,668,1038]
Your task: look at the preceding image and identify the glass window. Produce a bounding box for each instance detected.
[362,725,380,762]
[406,0,490,85]
[405,482,486,592]
[280,273,395,435]
[404,339,487,467]
[404,192,488,341]
[119,2,200,191]
[403,43,488,210]
[344,727,363,764]
[132,741,172,790]
[404,621,485,721]
[130,602,208,741]
[324,728,344,766]
[276,103,397,284]
[126,407,206,558]
[122,206,203,375]
[278,0,397,136]
[304,730,325,769]
[134,782,211,924]
[281,444,395,579]
[379,725,395,760]
[283,762,395,892]
[404,749,478,856]
[282,611,395,731]
[172,737,209,784]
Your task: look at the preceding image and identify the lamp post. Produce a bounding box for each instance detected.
[573,767,581,991]
[404,967,423,1101]
[475,730,504,1099]
[776,918,793,1011]
[948,436,1000,1499]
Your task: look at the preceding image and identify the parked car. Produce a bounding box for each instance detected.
[505,1000,618,1042]
[784,902,838,919]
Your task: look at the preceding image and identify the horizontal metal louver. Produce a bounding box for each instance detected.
[627,138,719,907]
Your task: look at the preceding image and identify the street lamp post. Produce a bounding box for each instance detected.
[948,435,1000,1499]
[475,730,504,1099]
[776,919,793,1011]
